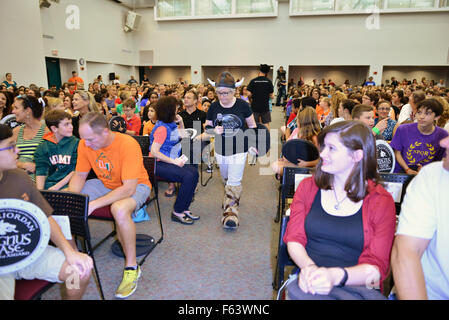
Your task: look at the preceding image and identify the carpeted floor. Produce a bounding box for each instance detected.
[42,105,286,300]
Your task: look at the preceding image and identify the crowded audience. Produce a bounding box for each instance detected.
[1,70,448,300]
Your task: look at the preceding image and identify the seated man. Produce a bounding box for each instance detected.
[179,90,207,168]
[35,109,79,190]
[390,98,448,174]
[68,112,151,299]
[391,134,449,299]
[0,124,93,300]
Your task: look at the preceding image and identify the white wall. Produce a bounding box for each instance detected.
[59,59,78,84]
[143,66,191,84]
[40,0,138,65]
[0,0,47,87]
[289,66,370,87]
[382,66,449,85]
[3,1,449,87]
[133,3,449,84]
[203,66,273,86]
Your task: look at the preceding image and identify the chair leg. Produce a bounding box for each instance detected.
[275,185,282,223]
[138,198,164,266]
[200,162,213,187]
[272,259,280,290]
[92,223,117,251]
[85,240,105,300]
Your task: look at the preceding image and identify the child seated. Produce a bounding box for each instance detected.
[272,107,321,179]
[390,98,448,174]
[35,109,79,190]
[122,98,142,136]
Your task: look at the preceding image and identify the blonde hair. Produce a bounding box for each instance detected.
[74,90,100,113]
[297,107,321,143]
[331,91,347,118]
[44,97,64,116]
[434,96,449,128]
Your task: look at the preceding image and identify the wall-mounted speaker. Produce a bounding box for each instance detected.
[124,11,142,33]
[109,72,116,81]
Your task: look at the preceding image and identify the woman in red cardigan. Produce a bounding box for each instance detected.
[283,120,396,300]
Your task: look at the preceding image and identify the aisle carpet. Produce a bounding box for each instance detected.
[42,106,286,300]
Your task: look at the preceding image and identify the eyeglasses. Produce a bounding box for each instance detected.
[0,144,17,152]
[216,91,233,96]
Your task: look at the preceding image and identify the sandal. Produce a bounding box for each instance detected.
[164,188,176,197]
[171,212,194,225]
[184,211,200,220]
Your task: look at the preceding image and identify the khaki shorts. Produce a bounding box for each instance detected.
[81,179,151,214]
[0,245,65,300]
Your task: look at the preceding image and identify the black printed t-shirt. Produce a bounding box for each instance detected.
[206,98,253,156]
[247,76,274,113]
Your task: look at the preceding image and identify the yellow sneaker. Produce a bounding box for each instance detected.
[115,266,141,299]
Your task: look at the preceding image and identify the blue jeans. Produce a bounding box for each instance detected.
[276,85,286,105]
[156,161,199,213]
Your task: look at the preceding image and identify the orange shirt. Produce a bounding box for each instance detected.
[76,132,151,190]
[142,120,156,136]
[68,76,84,84]
[316,105,330,123]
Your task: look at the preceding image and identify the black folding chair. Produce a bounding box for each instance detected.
[40,190,105,300]
[132,135,150,157]
[275,167,312,223]
[272,214,294,291]
[379,173,415,215]
[89,157,164,267]
[273,167,312,290]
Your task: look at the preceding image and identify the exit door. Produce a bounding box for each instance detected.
[45,57,62,89]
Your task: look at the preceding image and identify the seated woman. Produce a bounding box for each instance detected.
[272,107,321,179]
[0,90,13,121]
[150,96,199,225]
[12,95,49,182]
[283,120,396,300]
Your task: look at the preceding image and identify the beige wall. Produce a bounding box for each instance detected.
[3,1,449,87]
[0,0,47,87]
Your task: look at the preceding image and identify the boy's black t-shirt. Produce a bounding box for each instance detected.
[206,98,253,156]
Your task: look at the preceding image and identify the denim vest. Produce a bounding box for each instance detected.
[150,121,181,159]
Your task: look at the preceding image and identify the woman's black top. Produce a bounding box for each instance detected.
[304,190,364,268]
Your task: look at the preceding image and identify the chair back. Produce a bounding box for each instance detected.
[379,173,415,215]
[40,190,90,239]
[281,167,312,208]
[132,135,150,156]
[143,156,157,196]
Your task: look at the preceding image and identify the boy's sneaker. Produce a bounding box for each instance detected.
[115,266,141,299]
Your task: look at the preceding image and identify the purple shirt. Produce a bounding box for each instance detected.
[390,123,448,173]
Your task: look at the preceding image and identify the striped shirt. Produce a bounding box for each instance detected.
[16,123,46,180]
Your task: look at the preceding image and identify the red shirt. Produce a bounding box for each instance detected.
[287,112,296,125]
[283,177,396,291]
[122,114,141,135]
